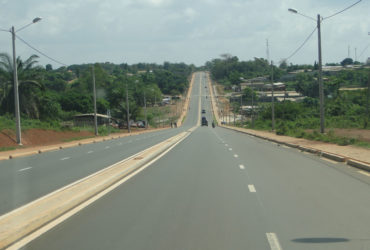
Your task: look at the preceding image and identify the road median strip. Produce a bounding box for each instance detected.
[0,130,192,249]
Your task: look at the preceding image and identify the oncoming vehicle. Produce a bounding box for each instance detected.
[201,116,208,126]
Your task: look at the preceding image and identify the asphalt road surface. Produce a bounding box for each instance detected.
[0,72,202,216]
[13,72,370,249]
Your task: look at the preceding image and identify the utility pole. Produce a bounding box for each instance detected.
[271,60,275,131]
[251,82,255,128]
[233,106,236,126]
[317,14,325,133]
[126,83,130,133]
[92,66,98,136]
[366,70,370,128]
[240,94,243,125]
[347,45,350,58]
[11,26,21,145]
[144,89,147,129]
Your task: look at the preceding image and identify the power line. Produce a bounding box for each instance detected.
[358,43,370,60]
[15,34,68,66]
[323,0,362,20]
[284,26,317,61]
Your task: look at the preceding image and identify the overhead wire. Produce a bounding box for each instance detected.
[358,43,370,60]
[284,26,317,61]
[15,34,68,66]
[323,0,362,20]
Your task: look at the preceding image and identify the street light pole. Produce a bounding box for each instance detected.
[11,26,21,145]
[126,83,131,133]
[92,65,98,136]
[1,18,42,145]
[144,89,148,129]
[271,60,275,131]
[317,14,325,133]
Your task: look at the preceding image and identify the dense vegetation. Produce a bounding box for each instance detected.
[0,53,194,129]
[207,54,370,146]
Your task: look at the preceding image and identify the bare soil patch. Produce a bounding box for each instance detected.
[0,129,94,148]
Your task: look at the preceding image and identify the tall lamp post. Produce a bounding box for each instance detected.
[92,65,98,136]
[144,89,148,129]
[288,1,362,133]
[288,9,325,133]
[1,17,42,145]
[126,83,130,133]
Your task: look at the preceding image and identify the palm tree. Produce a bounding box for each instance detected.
[0,53,44,118]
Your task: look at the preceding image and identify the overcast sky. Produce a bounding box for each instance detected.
[0,0,369,68]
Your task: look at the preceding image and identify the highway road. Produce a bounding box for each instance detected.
[0,73,202,216]
[8,72,370,249]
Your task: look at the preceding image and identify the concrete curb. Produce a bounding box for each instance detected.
[320,152,346,162]
[0,131,190,249]
[347,159,370,172]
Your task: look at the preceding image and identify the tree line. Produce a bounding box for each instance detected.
[0,53,195,124]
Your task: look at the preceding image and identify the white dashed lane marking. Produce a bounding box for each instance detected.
[87,151,94,154]
[229,148,232,151]
[234,154,238,158]
[248,185,256,193]
[60,157,71,161]
[18,167,32,172]
[239,165,245,170]
[105,146,110,149]
[266,233,282,250]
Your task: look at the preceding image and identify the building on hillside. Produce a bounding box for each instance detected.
[263,82,286,91]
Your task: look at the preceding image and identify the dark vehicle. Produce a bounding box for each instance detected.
[202,109,206,114]
[201,116,208,126]
[212,121,215,128]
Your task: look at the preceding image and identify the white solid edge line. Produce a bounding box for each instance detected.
[8,130,192,250]
[358,170,370,177]
[248,184,256,193]
[266,233,282,250]
[18,167,32,172]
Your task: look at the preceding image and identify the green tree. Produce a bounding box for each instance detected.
[0,53,45,118]
[340,58,353,66]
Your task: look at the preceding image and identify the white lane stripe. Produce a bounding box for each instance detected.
[239,165,245,170]
[229,148,232,151]
[60,157,71,161]
[248,184,256,193]
[225,144,229,146]
[234,154,238,158]
[266,233,282,250]
[105,146,110,149]
[18,167,32,172]
[87,151,94,154]
[358,170,370,177]
[117,143,122,146]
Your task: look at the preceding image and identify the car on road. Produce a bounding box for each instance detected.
[201,116,208,126]
[202,109,206,114]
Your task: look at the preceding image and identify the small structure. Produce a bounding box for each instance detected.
[73,114,111,127]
